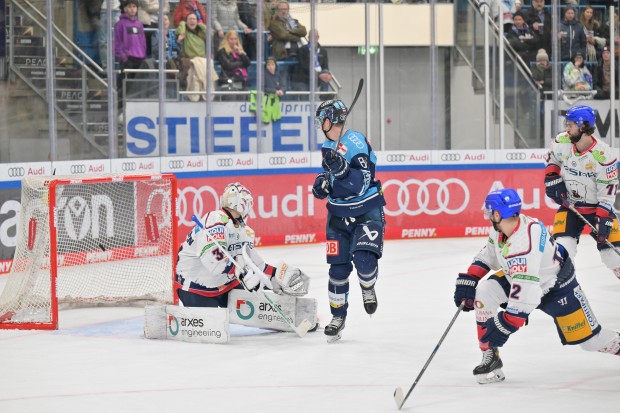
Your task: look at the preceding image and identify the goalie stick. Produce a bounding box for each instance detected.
[191,215,313,337]
[566,203,620,257]
[394,302,464,410]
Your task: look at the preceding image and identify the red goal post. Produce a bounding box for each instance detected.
[0,174,178,330]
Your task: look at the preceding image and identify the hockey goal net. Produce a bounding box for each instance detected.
[0,174,178,330]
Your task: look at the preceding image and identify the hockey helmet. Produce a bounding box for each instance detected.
[315,99,348,129]
[220,182,253,219]
[484,188,522,220]
[565,105,596,127]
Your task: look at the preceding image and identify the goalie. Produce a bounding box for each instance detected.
[175,182,312,309]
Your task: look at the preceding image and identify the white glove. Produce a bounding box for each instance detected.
[234,255,261,292]
[273,263,310,296]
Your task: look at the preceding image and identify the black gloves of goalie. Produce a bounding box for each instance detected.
[544,174,568,207]
[454,273,478,311]
[312,172,331,200]
[322,150,349,179]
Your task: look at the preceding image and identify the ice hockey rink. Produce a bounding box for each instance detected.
[0,235,618,413]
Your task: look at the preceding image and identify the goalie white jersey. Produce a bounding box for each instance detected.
[176,210,257,292]
[546,133,618,207]
[474,215,564,318]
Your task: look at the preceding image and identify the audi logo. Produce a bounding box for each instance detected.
[121,162,137,172]
[216,158,234,167]
[7,167,25,178]
[386,154,406,162]
[382,178,470,216]
[269,156,287,166]
[177,186,220,226]
[168,160,185,169]
[440,153,461,162]
[70,164,86,174]
[505,152,527,161]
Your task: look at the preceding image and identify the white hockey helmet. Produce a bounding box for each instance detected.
[220,182,253,219]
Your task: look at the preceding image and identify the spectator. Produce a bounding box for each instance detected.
[524,0,551,55]
[151,14,177,63]
[292,29,333,97]
[506,11,539,66]
[176,12,208,89]
[489,0,518,34]
[559,6,587,62]
[138,0,169,56]
[239,0,257,30]
[217,30,251,95]
[212,0,254,59]
[269,1,307,61]
[251,56,286,123]
[599,11,619,59]
[514,0,521,12]
[580,5,606,64]
[97,0,121,70]
[173,0,207,27]
[563,52,593,93]
[531,48,552,94]
[594,46,618,99]
[114,0,147,105]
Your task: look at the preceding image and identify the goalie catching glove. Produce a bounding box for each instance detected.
[238,245,310,296]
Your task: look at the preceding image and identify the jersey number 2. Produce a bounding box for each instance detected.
[510,284,522,300]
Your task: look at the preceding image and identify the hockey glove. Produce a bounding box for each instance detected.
[544,174,568,206]
[234,255,261,292]
[454,273,479,311]
[272,262,310,296]
[481,311,522,347]
[322,150,349,179]
[312,172,331,200]
[595,203,616,244]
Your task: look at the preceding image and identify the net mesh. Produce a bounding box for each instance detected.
[0,174,177,328]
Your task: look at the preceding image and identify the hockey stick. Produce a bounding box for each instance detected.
[566,204,620,257]
[394,302,464,410]
[191,215,313,337]
[332,78,364,152]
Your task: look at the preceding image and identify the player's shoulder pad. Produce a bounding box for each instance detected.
[340,130,369,157]
[591,140,618,166]
[553,132,571,144]
[204,210,231,228]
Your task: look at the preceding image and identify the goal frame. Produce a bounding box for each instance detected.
[0,174,179,330]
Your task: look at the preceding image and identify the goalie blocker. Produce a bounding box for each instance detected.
[145,290,317,343]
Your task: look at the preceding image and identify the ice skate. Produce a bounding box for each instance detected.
[362,287,378,315]
[324,315,346,343]
[473,348,505,384]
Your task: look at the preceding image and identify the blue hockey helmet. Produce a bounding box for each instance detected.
[565,105,596,127]
[315,99,348,129]
[484,188,522,219]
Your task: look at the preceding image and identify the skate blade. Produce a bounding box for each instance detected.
[475,368,505,384]
[326,333,342,343]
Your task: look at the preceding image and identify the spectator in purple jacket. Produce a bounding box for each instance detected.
[114,0,148,107]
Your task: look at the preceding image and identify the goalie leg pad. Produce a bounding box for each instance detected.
[144,304,230,344]
[227,289,317,332]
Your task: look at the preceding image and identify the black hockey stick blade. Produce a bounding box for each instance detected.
[334,78,365,149]
[394,302,464,410]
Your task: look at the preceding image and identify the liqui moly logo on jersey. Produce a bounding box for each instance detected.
[507,257,527,276]
[206,226,225,241]
[606,165,617,179]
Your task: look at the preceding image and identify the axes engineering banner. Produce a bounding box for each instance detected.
[0,167,555,274]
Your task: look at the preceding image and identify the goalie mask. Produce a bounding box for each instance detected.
[220,183,253,219]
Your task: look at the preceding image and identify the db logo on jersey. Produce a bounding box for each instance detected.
[507,257,527,276]
[326,240,339,256]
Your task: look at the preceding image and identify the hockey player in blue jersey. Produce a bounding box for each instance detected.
[454,188,620,384]
[311,99,386,343]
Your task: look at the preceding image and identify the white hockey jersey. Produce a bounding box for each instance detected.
[546,133,618,207]
[176,210,257,291]
[474,215,563,318]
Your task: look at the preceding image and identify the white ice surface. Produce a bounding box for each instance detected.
[0,236,618,413]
